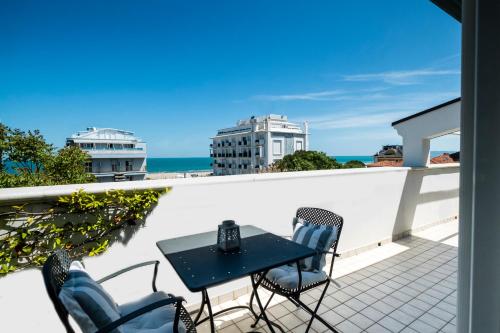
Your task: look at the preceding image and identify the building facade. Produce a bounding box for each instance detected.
[373,145,403,164]
[210,115,308,176]
[66,128,147,182]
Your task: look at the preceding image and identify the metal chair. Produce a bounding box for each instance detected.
[250,207,344,333]
[42,249,196,333]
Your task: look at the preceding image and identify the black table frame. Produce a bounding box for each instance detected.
[156,226,316,333]
[191,267,295,333]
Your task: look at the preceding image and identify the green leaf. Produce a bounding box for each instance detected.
[22,246,32,254]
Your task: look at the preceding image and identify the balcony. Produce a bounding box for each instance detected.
[195,221,458,333]
[86,147,147,158]
[0,165,459,332]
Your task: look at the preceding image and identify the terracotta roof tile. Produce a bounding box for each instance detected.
[430,153,456,164]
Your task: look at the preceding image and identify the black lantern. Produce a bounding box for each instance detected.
[217,220,241,252]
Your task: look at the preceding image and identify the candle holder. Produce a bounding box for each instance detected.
[217,220,241,252]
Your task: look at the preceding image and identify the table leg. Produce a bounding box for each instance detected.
[250,273,285,333]
[193,290,206,325]
[195,287,262,332]
[193,289,216,333]
[204,289,216,333]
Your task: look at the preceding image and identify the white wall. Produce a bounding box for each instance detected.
[0,165,459,332]
[393,100,461,167]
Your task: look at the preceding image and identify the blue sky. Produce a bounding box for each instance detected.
[0,0,461,157]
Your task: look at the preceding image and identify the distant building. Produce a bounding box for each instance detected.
[210,115,308,176]
[66,127,147,182]
[368,150,460,167]
[373,145,403,164]
[430,152,460,164]
[367,160,403,168]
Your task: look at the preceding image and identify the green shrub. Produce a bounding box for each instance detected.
[342,160,366,169]
[273,150,341,171]
[0,188,169,275]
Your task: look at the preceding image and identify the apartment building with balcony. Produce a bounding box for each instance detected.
[66,127,147,182]
[210,115,308,176]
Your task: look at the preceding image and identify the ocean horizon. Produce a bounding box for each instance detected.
[147,156,374,173]
[146,151,455,173]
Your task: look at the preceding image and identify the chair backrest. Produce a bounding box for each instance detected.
[42,250,75,333]
[296,207,344,276]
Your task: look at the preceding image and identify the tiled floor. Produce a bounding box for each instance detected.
[195,221,458,333]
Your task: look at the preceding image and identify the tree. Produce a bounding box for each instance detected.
[45,146,96,185]
[273,150,342,171]
[0,124,95,188]
[0,123,9,171]
[343,160,366,169]
[2,127,53,186]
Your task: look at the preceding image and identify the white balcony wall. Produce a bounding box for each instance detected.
[0,165,459,332]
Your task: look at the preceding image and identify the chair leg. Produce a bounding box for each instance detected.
[251,291,275,328]
[305,281,330,333]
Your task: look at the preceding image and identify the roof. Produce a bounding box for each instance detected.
[430,0,461,22]
[391,97,461,126]
[367,160,403,168]
[368,153,460,168]
[68,127,142,142]
[431,153,456,164]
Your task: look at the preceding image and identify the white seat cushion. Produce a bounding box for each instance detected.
[119,291,186,333]
[265,265,327,289]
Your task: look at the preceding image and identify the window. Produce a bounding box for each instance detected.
[111,160,119,172]
[84,162,92,173]
[273,140,282,156]
[295,140,303,151]
[125,160,133,171]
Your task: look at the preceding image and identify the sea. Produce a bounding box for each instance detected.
[147,151,454,173]
[147,156,374,173]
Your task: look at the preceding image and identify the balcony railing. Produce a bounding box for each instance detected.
[0,165,459,332]
[83,147,144,151]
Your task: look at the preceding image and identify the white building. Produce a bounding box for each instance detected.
[210,115,308,176]
[66,127,147,182]
[392,98,460,167]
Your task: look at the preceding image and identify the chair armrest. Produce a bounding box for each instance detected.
[96,296,185,333]
[319,250,341,257]
[97,260,160,292]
